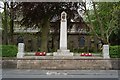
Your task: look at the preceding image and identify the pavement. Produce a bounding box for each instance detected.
[1,69,120,80]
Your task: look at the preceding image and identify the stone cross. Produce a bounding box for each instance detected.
[60,11,67,50]
[53,11,73,56]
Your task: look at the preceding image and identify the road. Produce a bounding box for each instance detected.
[1,69,120,80]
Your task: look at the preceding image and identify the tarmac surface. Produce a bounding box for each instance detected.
[1,69,120,80]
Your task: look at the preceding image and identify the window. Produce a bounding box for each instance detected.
[80,37,85,47]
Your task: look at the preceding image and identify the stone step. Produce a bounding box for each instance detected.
[25,52,53,56]
[23,56,103,60]
[56,50,70,54]
[53,52,73,56]
[25,52,102,57]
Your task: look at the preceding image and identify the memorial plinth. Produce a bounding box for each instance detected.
[17,43,25,58]
[53,11,73,56]
[103,45,110,59]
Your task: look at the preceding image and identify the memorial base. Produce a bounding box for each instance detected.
[17,52,24,58]
[53,49,74,56]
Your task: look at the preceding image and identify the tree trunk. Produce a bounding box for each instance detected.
[9,2,14,44]
[106,36,109,44]
[3,2,8,45]
[40,19,50,52]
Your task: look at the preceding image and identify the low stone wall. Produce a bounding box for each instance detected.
[2,58,119,70]
[17,59,112,70]
[2,60,17,69]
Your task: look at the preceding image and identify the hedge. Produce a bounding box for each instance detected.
[2,45,18,57]
[110,45,120,58]
[0,45,2,57]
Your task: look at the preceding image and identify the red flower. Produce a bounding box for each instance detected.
[80,53,92,56]
[35,52,46,56]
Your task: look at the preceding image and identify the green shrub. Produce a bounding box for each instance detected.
[110,46,120,58]
[0,45,2,57]
[2,45,18,57]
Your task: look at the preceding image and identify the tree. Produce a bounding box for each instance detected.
[1,0,16,45]
[109,5,120,45]
[15,2,82,52]
[84,2,120,44]
[2,1,8,45]
[9,1,14,44]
